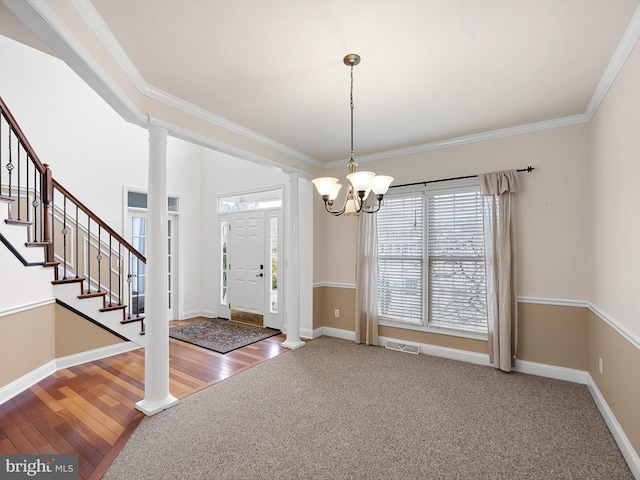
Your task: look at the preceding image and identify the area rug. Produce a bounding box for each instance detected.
[169,318,280,353]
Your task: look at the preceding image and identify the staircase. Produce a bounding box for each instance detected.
[0,97,145,346]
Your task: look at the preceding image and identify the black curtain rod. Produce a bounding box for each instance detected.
[389,166,535,189]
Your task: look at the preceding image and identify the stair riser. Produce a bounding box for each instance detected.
[0,221,45,264]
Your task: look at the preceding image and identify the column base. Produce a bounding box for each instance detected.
[135,394,179,416]
[281,339,306,350]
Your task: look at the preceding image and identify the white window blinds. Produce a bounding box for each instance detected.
[377,194,424,325]
[427,190,487,331]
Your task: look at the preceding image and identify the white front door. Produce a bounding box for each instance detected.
[228,211,265,319]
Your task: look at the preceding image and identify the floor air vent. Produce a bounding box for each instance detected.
[385,341,420,354]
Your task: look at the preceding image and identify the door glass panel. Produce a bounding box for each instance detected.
[218,189,282,213]
[129,216,173,315]
[270,216,278,314]
[130,217,146,315]
[220,220,228,306]
[127,192,179,212]
[128,192,147,209]
[167,219,173,310]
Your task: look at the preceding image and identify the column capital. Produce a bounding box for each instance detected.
[148,123,168,142]
[287,171,300,182]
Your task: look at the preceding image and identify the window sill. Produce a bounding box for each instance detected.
[378,320,488,342]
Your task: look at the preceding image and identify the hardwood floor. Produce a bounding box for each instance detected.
[0,321,289,479]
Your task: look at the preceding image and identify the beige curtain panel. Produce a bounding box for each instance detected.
[479,170,521,372]
[355,209,379,346]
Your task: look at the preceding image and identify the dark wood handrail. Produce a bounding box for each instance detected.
[0,95,145,263]
[1,95,147,327]
[0,96,46,174]
[52,178,146,263]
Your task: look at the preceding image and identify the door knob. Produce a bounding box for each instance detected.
[256,273,264,277]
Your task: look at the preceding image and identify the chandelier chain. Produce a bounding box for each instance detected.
[350,63,354,160]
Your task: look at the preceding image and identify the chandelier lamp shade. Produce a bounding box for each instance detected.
[312,54,393,216]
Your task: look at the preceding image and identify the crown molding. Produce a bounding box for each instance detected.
[148,115,309,173]
[69,0,145,86]
[323,113,590,168]
[584,5,640,120]
[69,0,323,169]
[2,0,144,125]
[16,1,640,170]
[142,83,323,168]
[317,4,640,169]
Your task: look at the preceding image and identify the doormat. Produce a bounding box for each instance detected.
[231,309,264,327]
[169,318,281,354]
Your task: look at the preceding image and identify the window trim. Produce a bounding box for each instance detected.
[377,178,488,341]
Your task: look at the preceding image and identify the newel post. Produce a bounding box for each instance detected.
[42,163,53,263]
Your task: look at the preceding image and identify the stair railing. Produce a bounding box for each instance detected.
[0,96,145,331]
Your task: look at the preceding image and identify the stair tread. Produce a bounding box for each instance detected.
[5,218,32,226]
[121,316,144,325]
[78,292,107,299]
[99,304,127,312]
[0,195,14,203]
[25,241,50,247]
[52,277,84,285]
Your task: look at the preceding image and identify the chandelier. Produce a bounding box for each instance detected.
[312,54,393,216]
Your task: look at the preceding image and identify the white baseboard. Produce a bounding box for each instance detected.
[374,335,491,366]
[309,327,324,339]
[180,309,213,320]
[0,342,141,406]
[320,326,356,341]
[416,340,492,367]
[279,325,315,340]
[300,327,315,339]
[0,359,56,406]
[588,374,640,478]
[514,359,590,384]
[320,331,492,366]
[56,342,142,370]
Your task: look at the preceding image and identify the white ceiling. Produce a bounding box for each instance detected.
[4,0,640,166]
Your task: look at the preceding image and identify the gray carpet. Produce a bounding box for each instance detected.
[105,337,632,479]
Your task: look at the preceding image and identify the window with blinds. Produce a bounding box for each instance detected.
[377,194,424,325]
[428,189,487,332]
[376,181,487,334]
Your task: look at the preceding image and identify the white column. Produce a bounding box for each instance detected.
[136,124,178,416]
[282,172,305,349]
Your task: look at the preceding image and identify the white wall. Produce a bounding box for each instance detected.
[200,148,289,317]
[0,35,204,319]
[0,35,148,229]
[589,41,640,339]
[0,244,53,312]
[315,124,592,302]
[166,140,203,319]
